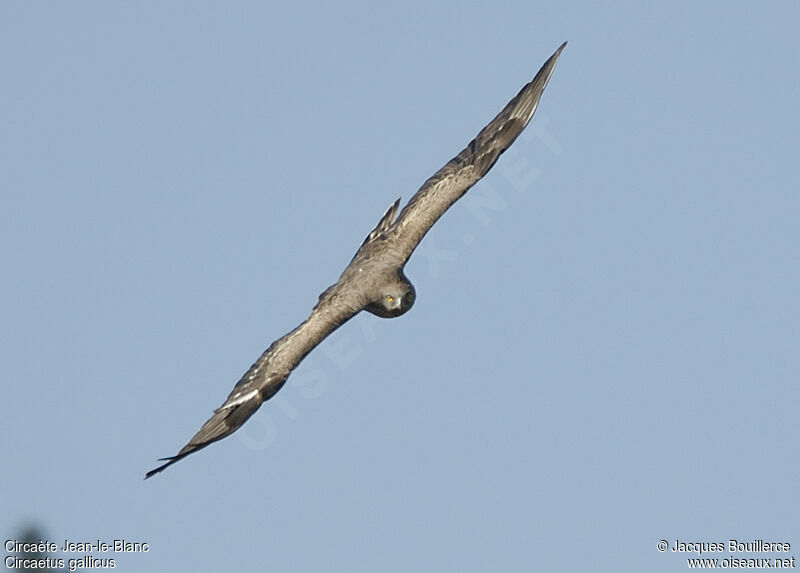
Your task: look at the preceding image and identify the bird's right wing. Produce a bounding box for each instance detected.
[145,284,362,478]
[390,42,566,262]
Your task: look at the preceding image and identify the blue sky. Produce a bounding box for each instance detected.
[2,2,798,571]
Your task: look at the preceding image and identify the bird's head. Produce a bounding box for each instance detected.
[364,273,416,318]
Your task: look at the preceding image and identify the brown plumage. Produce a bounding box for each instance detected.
[146,42,565,478]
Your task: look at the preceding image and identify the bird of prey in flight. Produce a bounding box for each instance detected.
[146,42,565,478]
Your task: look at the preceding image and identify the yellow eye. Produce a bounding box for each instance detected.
[386,295,394,303]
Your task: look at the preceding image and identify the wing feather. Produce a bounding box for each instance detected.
[390,42,566,261]
[145,285,361,478]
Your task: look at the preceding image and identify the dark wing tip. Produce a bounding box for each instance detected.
[468,41,567,172]
[144,458,178,480]
[144,441,212,479]
[144,448,200,479]
[529,41,567,97]
[550,41,567,63]
[144,397,262,480]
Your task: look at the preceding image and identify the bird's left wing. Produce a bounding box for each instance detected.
[390,42,565,262]
[145,285,362,478]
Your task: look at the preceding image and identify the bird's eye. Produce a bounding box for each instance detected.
[386,295,394,303]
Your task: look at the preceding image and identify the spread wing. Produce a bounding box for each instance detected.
[390,42,566,261]
[145,285,362,478]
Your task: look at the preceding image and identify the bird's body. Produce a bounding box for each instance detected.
[146,42,566,478]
